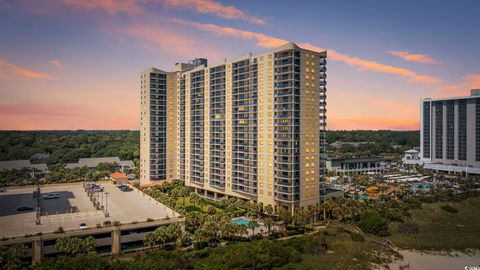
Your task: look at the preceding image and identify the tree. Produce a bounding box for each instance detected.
[293,208,309,229]
[278,207,292,225]
[55,236,96,256]
[0,244,26,270]
[263,217,274,234]
[264,204,274,216]
[247,220,259,237]
[358,210,389,236]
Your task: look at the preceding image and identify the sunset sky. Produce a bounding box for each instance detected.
[1,0,479,130]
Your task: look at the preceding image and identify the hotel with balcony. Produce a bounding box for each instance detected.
[140,42,328,212]
[420,89,480,175]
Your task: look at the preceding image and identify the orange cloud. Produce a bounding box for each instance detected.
[389,50,438,64]
[0,59,52,80]
[300,43,440,84]
[122,22,224,59]
[173,19,286,47]
[165,0,264,24]
[49,59,63,69]
[328,117,419,131]
[171,20,440,85]
[437,73,480,96]
[464,74,480,89]
[58,0,142,15]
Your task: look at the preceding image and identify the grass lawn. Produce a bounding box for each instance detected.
[388,196,480,251]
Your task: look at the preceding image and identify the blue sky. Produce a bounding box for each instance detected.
[0,0,479,130]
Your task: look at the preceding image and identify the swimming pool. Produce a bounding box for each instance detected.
[232,218,250,226]
[410,182,432,191]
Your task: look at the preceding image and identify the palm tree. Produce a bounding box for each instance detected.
[263,217,273,234]
[248,220,259,237]
[264,204,274,216]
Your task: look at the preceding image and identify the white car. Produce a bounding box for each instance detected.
[79,223,88,229]
[43,193,59,200]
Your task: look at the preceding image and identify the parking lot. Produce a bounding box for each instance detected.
[0,182,178,238]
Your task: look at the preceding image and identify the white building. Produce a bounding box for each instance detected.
[402,149,422,165]
[420,89,480,175]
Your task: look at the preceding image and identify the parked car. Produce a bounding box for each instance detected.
[116,184,127,189]
[79,223,88,229]
[17,206,34,211]
[103,221,112,227]
[43,193,59,199]
[91,186,104,192]
[120,186,133,192]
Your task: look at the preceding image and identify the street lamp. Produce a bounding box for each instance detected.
[100,190,104,210]
[104,192,109,217]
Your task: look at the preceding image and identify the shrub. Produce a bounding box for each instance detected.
[54,227,64,234]
[194,241,208,250]
[397,222,419,234]
[358,210,390,236]
[350,233,365,242]
[441,205,458,213]
[112,221,121,226]
[146,217,154,222]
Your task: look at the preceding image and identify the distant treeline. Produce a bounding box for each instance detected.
[0,130,419,164]
[327,130,419,158]
[0,130,139,164]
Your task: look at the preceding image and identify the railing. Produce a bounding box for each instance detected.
[328,221,395,250]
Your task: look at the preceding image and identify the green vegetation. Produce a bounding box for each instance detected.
[0,130,139,164]
[326,130,419,158]
[0,244,27,270]
[37,230,394,270]
[388,196,480,251]
[55,236,96,256]
[0,130,417,165]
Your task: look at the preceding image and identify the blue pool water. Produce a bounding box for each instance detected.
[410,182,432,191]
[232,218,250,226]
[359,194,369,200]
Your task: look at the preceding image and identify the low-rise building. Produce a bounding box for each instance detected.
[110,172,128,184]
[65,157,135,172]
[0,160,49,177]
[326,157,388,175]
[402,149,423,165]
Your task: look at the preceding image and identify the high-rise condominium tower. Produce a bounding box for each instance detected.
[420,89,480,170]
[140,42,327,212]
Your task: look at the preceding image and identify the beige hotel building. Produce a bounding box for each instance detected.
[140,42,327,212]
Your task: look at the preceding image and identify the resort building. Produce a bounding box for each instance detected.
[326,157,388,175]
[420,89,480,175]
[140,42,328,212]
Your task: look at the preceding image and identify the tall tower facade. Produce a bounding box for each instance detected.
[141,43,327,212]
[420,89,480,168]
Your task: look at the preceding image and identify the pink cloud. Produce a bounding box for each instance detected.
[300,43,440,84]
[0,59,52,80]
[122,22,223,59]
[49,59,63,69]
[58,0,142,15]
[172,19,285,47]
[438,73,480,96]
[389,50,439,64]
[165,0,265,25]
[464,74,480,89]
[170,20,440,85]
